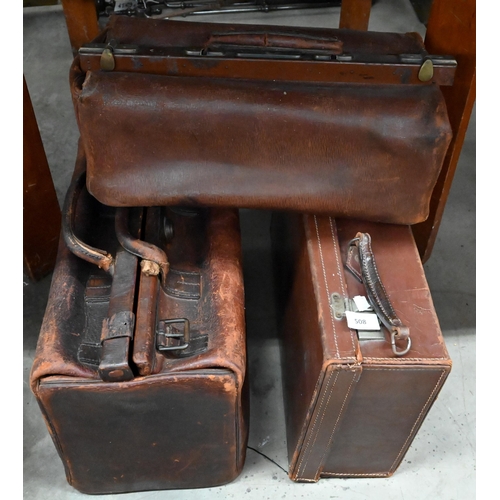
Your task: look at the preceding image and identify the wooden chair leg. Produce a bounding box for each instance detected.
[339,0,372,30]
[412,0,476,262]
[23,76,61,282]
[61,0,100,54]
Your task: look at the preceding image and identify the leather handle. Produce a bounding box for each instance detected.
[347,232,411,356]
[115,207,169,283]
[206,31,343,53]
[62,170,115,275]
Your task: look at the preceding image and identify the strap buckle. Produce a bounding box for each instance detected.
[156,318,190,352]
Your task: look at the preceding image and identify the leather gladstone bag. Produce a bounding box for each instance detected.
[30,146,248,494]
[71,15,454,225]
[271,213,451,481]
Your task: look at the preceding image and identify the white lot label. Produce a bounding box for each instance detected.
[353,295,372,312]
[345,311,380,331]
[115,1,137,12]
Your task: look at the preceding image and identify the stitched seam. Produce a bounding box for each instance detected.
[314,215,339,358]
[323,369,447,477]
[296,370,336,476]
[364,357,449,362]
[388,369,447,472]
[296,370,338,477]
[362,236,397,322]
[346,248,362,281]
[322,472,389,477]
[328,217,356,352]
[299,371,340,477]
[316,371,358,477]
[364,368,445,372]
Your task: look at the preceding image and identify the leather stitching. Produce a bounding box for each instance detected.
[364,357,449,361]
[328,217,357,353]
[313,215,339,358]
[388,369,447,472]
[321,368,447,477]
[296,369,339,478]
[301,371,339,475]
[316,370,358,479]
[345,246,363,282]
[322,472,389,477]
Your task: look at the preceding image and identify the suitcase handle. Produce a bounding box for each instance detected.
[115,207,170,284]
[206,31,343,54]
[62,170,115,275]
[347,233,411,356]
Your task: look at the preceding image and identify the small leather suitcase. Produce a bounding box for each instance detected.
[70,15,453,225]
[30,145,248,494]
[271,213,451,481]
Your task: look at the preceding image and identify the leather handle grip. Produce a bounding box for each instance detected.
[115,207,169,283]
[347,232,411,356]
[206,32,343,53]
[62,170,115,275]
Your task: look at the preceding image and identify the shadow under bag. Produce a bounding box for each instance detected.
[30,146,248,494]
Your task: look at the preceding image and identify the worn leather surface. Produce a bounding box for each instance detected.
[71,17,452,225]
[103,16,426,55]
[30,145,248,494]
[272,214,451,481]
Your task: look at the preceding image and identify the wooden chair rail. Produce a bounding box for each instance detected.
[23,76,61,282]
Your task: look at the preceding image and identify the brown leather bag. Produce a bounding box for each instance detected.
[70,16,454,225]
[271,213,451,481]
[30,145,248,494]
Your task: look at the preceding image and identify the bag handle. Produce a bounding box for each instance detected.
[115,207,169,283]
[346,232,411,356]
[206,31,343,54]
[62,170,115,275]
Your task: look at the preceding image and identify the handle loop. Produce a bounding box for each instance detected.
[347,233,411,357]
[62,170,115,275]
[115,207,170,284]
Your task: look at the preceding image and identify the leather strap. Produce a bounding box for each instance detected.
[62,169,115,275]
[115,207,169,283]
[346,232,411,356]
[77,275,112,366]
[101,311,135,342]
[206,32,343,53]
[164,269,201,300]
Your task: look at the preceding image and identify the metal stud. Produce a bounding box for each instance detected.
[100,48,115,71]
[418,59,434,82]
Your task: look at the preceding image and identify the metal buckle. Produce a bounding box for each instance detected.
[157,318,190,352]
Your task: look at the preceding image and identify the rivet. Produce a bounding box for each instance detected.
[418,59,434,82]
[100,48,115,71]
